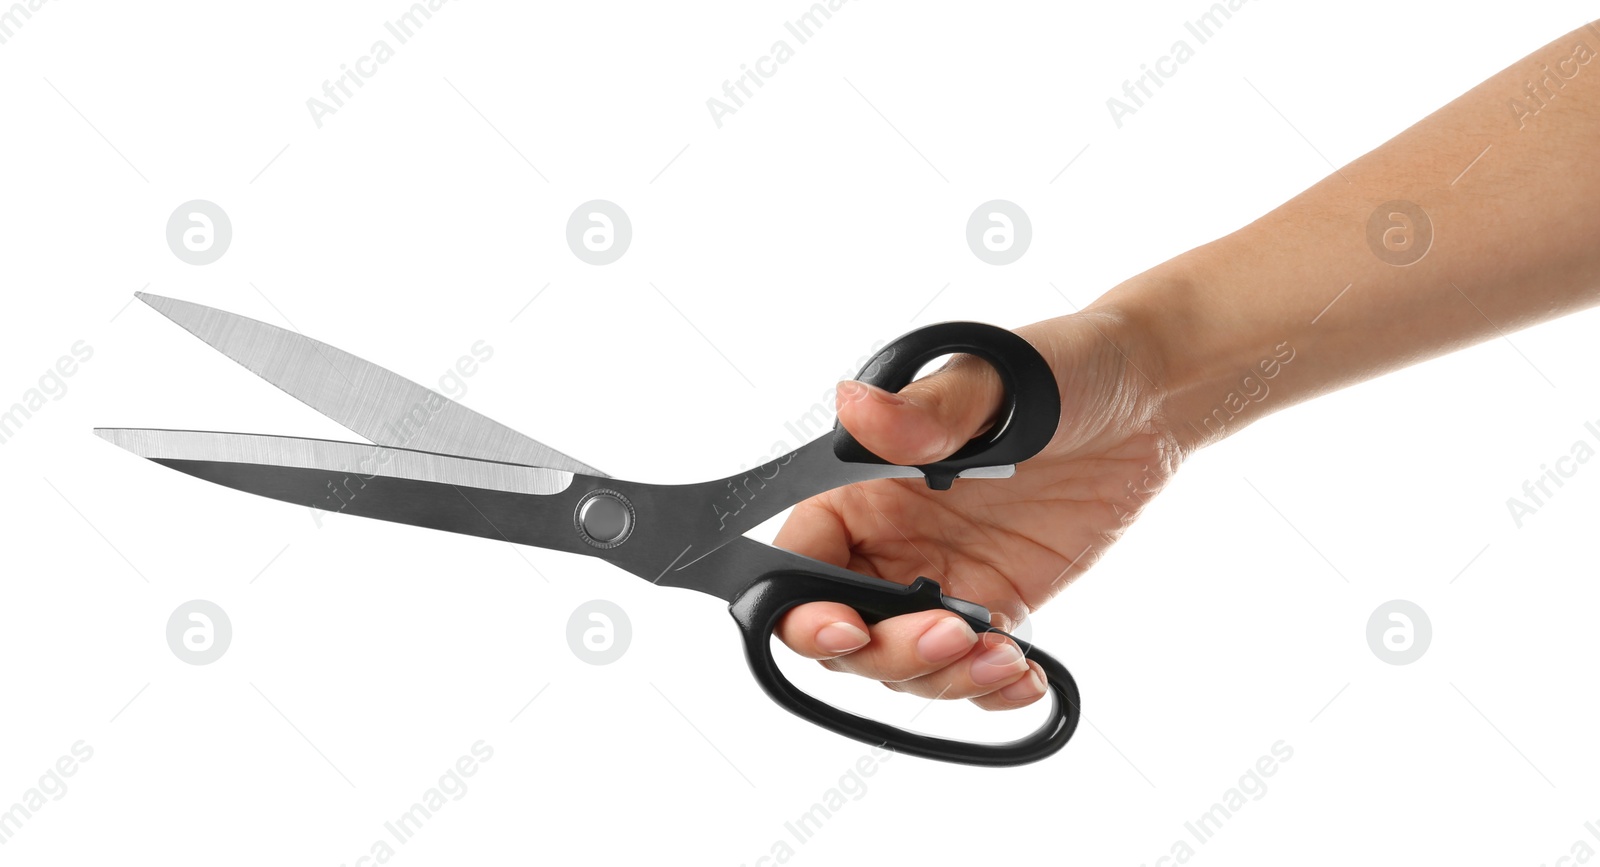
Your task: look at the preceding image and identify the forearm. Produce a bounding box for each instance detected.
[1097,20,1600,450]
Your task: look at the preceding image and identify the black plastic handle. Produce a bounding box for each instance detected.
[728,570,1080,767]
[833,321,1061,489]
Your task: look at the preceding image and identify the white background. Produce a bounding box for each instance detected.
[4,1,1600,864]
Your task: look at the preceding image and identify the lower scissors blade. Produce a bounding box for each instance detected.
[95,428,593,553]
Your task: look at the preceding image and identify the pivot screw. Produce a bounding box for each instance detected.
[575,489,634,548]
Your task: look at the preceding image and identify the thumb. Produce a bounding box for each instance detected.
[835,356,1004,466]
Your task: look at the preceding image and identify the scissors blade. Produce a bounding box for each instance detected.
[95,427,598,555]
[127,294,865,602]
[135,292,605,476]
[94,427,869,599]
[94,429,574,496]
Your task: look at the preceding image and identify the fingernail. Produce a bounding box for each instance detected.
[971,642,1027,685]
[916,617,976,663]
[815,622,870,655]
[999,667,1047,701]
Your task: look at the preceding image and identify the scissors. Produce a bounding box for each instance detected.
[96,293,1081,766]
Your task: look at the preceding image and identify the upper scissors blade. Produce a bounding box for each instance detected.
[126,294,872,602]
[135,292,604,476]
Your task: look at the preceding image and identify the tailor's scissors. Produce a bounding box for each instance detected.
[96,293,1080,766]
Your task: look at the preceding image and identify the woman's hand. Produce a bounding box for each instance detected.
[779,16,1600,712]
[774,307,1182,709]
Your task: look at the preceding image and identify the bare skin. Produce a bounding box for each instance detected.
[776,20,1600,709]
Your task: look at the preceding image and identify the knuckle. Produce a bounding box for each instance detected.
[818,657,850,674]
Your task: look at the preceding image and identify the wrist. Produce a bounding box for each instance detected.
[1088,244,1297,454]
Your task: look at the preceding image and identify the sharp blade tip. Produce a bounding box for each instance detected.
[92,428,140,453]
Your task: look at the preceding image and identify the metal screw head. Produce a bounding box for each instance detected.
[574,489,634,548]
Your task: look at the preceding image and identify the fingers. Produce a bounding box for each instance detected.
[813,610,978,676]
[773,344,1051,711]
[967,660,1050,710]
[773,500,875,659]
[882,630,1048,707]
[785,608,1050,708]
[776,600,873,659]
[772,488,873,657]
[835,352,1006,466]
[772,498,851,568]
